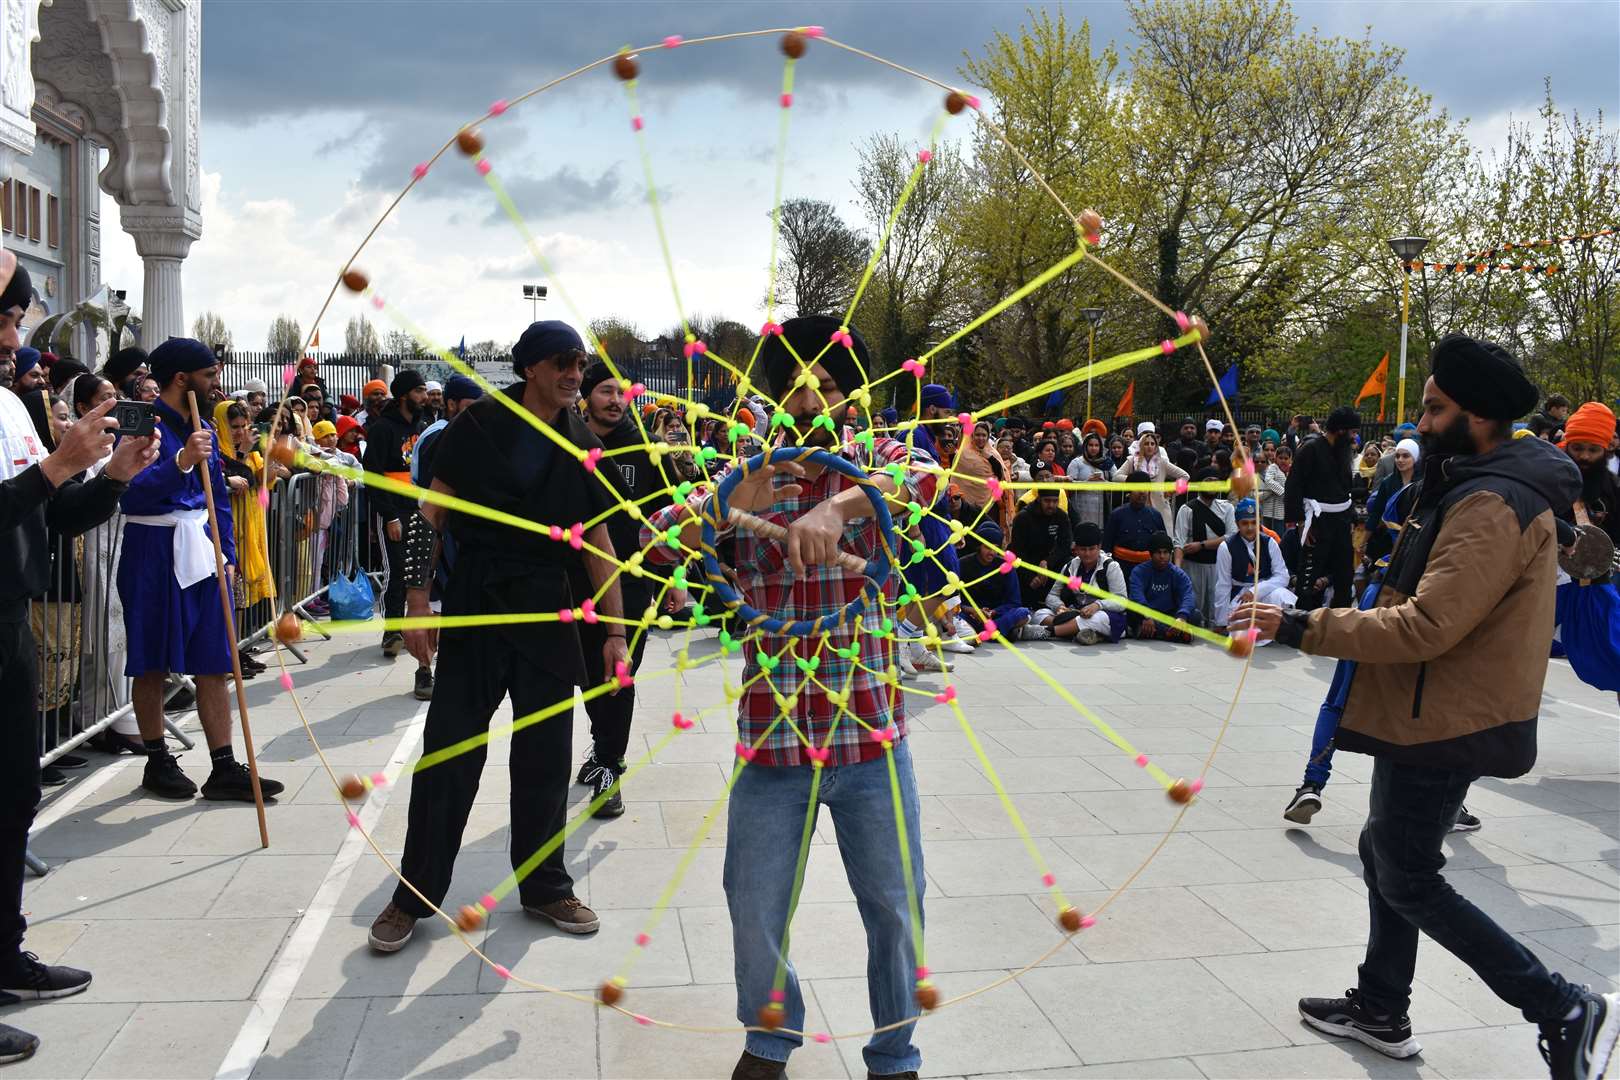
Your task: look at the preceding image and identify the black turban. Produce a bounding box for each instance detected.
[1429,333,1539,421]
[0,260,31,315]
[1074,521,1102,546]
[1148,531,1175,554]
[511,320,587,375]
[390,368,426,399]
[105,346,148,384]
[149,337,217,383]
[580,360,616,397]
[761,315,867,401]
[1325,406,1362,433]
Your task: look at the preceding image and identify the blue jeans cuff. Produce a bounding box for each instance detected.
[743,1032,799,1062]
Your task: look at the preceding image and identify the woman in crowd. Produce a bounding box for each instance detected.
[1066,431,1112,531]
[994,435,1030,483]
[1106,435,1129,472]
[1363,437,1419,566]
[1258,443,1288,537]
[1112,429,1189,533]
[213,400,278,674]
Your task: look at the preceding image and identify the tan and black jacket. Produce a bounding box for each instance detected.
[1277,437,1581,778]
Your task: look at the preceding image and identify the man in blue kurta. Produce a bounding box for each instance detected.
[119,338,284,802]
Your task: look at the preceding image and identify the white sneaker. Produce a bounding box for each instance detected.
[1019,623,1053,641]
[910,642,954,674]
[941,633,976,654]
[896,644,919,678]
[1075,628,1104,645]
[953,616,980,641]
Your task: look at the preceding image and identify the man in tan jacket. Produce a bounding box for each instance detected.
[1233,335,1616,1080]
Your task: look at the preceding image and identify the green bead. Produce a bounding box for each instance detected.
[698,446,718,462]
[675,481,694,499]
[664,527,682,548]
[694,609,711,626]
[811,415,835,431]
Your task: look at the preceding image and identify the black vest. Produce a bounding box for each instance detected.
[1225,533,1272,594]
[1185,500,1225,564]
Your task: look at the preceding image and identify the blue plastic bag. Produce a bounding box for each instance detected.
[328,569,376,623]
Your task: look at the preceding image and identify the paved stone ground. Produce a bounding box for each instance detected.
[12,626,1618,1079]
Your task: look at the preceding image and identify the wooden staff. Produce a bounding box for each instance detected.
[188,391,270,848]
[728,507,869,575]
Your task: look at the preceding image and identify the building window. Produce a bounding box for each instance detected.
[27,186,39,243]
[46,194,57,249]
[13,183,26,239]
[0,181,9,234]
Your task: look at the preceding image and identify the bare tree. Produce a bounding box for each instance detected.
[772,198,871,319]
[192,310,233,351]
[266,315,302,359]
[345,314,381,355]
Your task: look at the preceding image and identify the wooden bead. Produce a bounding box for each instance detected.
[780,31,807,58]
[612,53,639,81]
[1167,778,1196,804]
[1188,314,1211,344]
[1228,465,1256,499]
[598,980,623,1006]
[1079,208,1103,238]
[340,268,369,293]
[267,434,298,468]
[273,611,302,644]
[944,91,969,115]
[455,904,485,931]
[915,982,939,1011]
[1059,907,1083,932]
[757,1003,784,1030]
[338,774,367,799]
[1227,632,1255,659]
[455,128,484,156]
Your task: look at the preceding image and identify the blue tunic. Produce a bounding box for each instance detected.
[117,399,238,677]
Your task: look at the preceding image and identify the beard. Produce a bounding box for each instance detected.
[1421,412,1477,459]
[789,400,849,448]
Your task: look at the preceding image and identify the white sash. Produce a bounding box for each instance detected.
[123,508,215,589]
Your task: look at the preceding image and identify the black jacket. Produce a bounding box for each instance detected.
[1283,433,1352,524]
[360,401,429,521]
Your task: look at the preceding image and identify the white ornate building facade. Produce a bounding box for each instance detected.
[0,0,200,349]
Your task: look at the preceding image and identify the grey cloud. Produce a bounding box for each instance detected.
[482,164,624,223]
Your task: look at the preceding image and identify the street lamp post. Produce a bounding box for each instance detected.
[522,283,548,321]
[1079,307,1105,420]
[1386,237,1428,423]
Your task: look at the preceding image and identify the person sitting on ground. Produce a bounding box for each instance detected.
[957,520,1044,641]
[1010,483,1071,609]
[1127,532,1196,642]
[1102,472,1161,569]
[1045,522,1127,644]
[1213,498,1294,634]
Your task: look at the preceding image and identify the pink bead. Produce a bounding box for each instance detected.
[1173,311,1190,331]
[917,149,933,164]
[411,162,429,180]
[1079,914,1096,929]
[965,94,981,109]
[803,25,825,37]
[631,116,644,132]
[370,771,389,787]
[346,811,361,828]
[549,525,563,541]
[1068,575,1082,591]
[915,965,930,979]
[986,478,1002,500]
[257,487,271,509]
[780,93,793,108]
[583,447,604,472]
[629,382,645,396]
[682,341,696,358]
[693,340,707,355]
[769,989,786,1003]
[957,412,974,437]
[1041,872,1056,886]
[489,100,508,116]
[493,964,512,979]
[580,599,598,623]
[615,660,634,688]
[1189,778,1205,794]
[282,363,297,388]
[1159,339,1176,354]
[672,712,693,730]
[814,1032,830,1044]
[663,34,683,48]
[736,742,755,762]
[480,893,498,910]
[901,358,926,377]
[634,1014,651,1026]
[1247,626,1260,642]
[1134,754,1149,767]
[999,551,1017,574]
[1175,477,1189,495]
[370,295,385,310]
[279,673,294,692]
[569,524,584,550]
[635,932,651,946]
[476,159,492,176]
[934,686,956,704]
[559,608,574,624]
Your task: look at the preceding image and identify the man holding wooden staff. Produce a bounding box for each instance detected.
[118,337,283,803]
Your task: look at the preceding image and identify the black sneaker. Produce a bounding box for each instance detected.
[576,747,602,786]
[40,766,67,788]
[141,752,197,799]
[590,763,624,819]
[1299,989,1421,1059]
[1540,990,1620,1080]
[0,1022,38,1064]
[412,666,434,701]
[0,951,92,1000]
[1450,805,1482,833]
[55,754,87,770]
[1283,783,1323,824]
[200,761,284,802]
[382,632,403,658]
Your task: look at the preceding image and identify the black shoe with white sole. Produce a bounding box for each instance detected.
[1283,783,1323,824]
[0,1023,38,1064]
[1540,989,1620,1080]
[575,748,602,786]
[1450,805,1482,833]
[590,763,624,819]
[1299,989,1421,1059]
[0,952,92,1001]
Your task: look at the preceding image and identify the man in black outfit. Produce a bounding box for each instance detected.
[1284,405,1360,608]
[0,251,161,1062]
[368,322,627,953]
[1010,485,1072,608]
[572,361,665,818]
[361,369,430,658]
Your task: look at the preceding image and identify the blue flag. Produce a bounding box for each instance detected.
[1044,388,1066,413]
[455,336,466,359]
[1206,363,1238,406]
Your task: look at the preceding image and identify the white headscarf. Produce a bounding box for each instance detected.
[1396,437,1421,465]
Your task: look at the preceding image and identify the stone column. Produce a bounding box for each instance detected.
[123,219,197,345]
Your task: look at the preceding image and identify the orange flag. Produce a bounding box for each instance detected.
[310,328,320,349]
[1356,353,1389,422]
[1114,380,1135,418]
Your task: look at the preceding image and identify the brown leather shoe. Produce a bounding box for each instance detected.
[523,896,599,934]
[731,1051,786,1080]
[367,902,417,953]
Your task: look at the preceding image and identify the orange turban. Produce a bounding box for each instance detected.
[1562,401,1615,449]
[1081,418,1108,441]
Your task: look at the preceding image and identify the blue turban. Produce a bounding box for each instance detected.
[12,346,39,377]
[511,320,586,373]
[1394,422,1417,438]
[920,383,954,411]
[148,337,216,383]
[1233,497,1258,520]
[443,374,482,402]
[974,520,1003,546]
[878,407,899,426]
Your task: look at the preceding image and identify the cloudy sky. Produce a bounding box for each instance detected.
[100,0,1618,355]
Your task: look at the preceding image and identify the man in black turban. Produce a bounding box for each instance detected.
[1423,333,1541,456]
[760,315,865,448]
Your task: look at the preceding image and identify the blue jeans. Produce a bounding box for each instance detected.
[1303,581,1384,787]
[725,740,925,1075]
[1357,759,1579,1022]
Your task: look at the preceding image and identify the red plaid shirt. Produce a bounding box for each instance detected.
[643,436,936,767]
